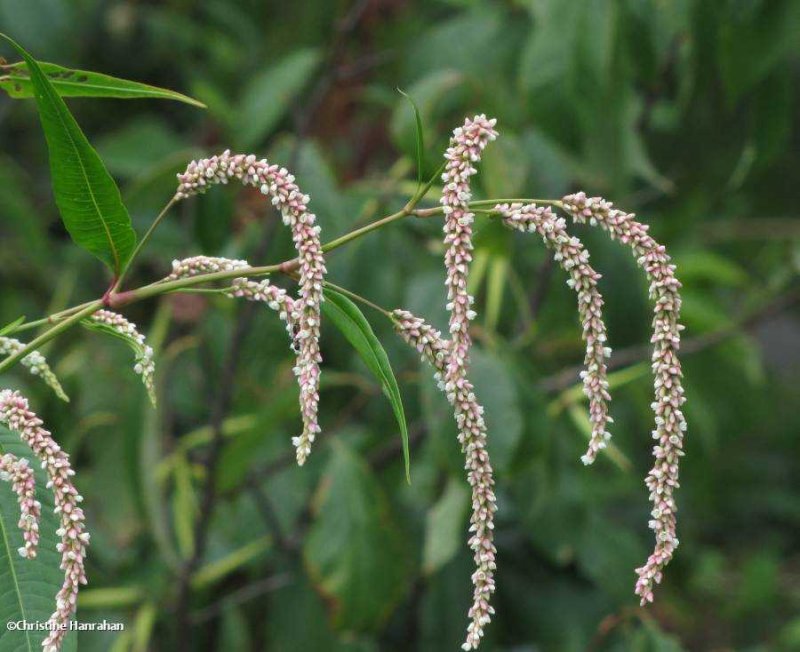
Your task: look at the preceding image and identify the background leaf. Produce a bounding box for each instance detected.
[304,442,409,631]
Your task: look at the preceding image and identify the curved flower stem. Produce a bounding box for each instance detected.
[0,301,103,374]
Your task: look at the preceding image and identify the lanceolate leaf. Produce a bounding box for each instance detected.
[0,426,77,652]
[397,88,425,190]
[0,34,136,275]
[321,289,411,483]
[0,61,206,107]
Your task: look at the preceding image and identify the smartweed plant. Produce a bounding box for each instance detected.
[0,34,686,651]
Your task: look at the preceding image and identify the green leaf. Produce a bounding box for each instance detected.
[397,89,425,190]
[236,49,320,148]
[321,289,411,483]
[0,61,206,107]
[304,442,410,631]
[390,70,463,162]
[422,478,469,575]
[0,34,137,276]
[0,425,77,652]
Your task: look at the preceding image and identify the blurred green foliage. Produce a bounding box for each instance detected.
[1,0,799,650]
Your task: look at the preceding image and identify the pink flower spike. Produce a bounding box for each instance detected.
[175,152,326,465]
[496,202,612,465]
[561,192,686,605]
[392,309,497,651]
[0,451,41,559]
[0,390,89,652]
[439,115,499,650]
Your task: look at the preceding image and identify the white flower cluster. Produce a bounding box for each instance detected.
[168,255,249,280]
[175,151,326,465]
[0,336,69,402]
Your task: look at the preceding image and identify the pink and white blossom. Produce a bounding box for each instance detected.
[392,309,496,651]
[0,452,41,559]
[496,202,612,465]
[168,255,249,280]
[175,152,326,465]
[89,310,156,406]
[440,115,499,651]
[0,390,89,652]
[228,277,299,351]
[561,192,686,605]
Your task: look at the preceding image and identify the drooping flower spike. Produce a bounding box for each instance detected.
[440,115,499,650]
[0,336,69,402]
[391,309,496,652]
[0,451,41,559]
[84,310,156,407]
[560,192,687,606]
[0,390,89,652]
[175,153,326,465]
[496,203,612,465]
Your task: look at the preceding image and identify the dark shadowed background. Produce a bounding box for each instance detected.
[1,1,799,650]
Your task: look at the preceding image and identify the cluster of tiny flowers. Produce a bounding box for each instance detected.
[496,203,612,465]
[0,336,69,402]
[175,151,326,465]
[561,192,687,605]
[392,309,497,651]
[441,115,498,370]
[167,255,249,280]
[438,115,499,650]
[89,310,156,406]
[228,277,299,351]
[0,390,89,652]
[0,452,41,559]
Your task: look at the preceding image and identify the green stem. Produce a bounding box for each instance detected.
[12,300,100,334]
[323,281,392,317]
[115,197,178,291]
[0,302,103,374]
[322,207,410,253]
[1,190,564,373]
